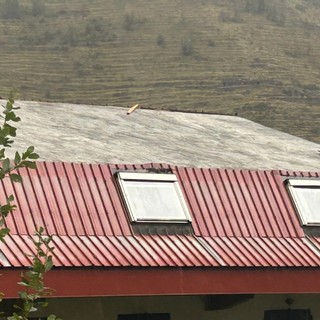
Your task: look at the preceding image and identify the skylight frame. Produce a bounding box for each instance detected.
[286,179,320,226]
[117,172,192,223]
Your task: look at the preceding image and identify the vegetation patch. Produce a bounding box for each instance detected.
[0,0,319,143]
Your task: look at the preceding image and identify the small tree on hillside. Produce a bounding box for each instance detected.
[181,38,194,56]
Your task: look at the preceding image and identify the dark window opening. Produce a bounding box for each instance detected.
[205,294,254,310]
[118,313,170,320]
[264,309,313,320]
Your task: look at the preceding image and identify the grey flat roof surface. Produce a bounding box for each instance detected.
[5,100,320,170]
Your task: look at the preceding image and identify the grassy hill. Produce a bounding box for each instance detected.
[0,0,319,143]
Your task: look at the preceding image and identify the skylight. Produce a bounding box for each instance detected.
[286,179,320,226]
[117,172,191,223]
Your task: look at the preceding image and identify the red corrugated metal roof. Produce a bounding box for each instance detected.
[1,234,219,267]
[177,167,306,238]
[1,162,320,268]
[203,237,320,267]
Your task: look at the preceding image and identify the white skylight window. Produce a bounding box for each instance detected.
[287,179,320,226]
[117,172,191,223]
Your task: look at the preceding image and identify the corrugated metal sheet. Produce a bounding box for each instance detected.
[176,167,305,238]
[203,237,320,267]
[0,162,319,268]
[0,234,219,267]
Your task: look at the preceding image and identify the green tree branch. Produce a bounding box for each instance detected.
[0,99,60,320]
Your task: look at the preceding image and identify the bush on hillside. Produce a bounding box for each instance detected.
[156,34,166,48]
[31,0,46,16]
[0,0,21,19]
[123,13,145,31]
[181,39,194,56]
[207,39,215,47]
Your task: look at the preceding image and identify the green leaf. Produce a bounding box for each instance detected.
[45,256,54,272]
[0,227,10,239]
[0,148,5,159]
[17,281,30,287]
[27,146,35,154]
[30,306,38,312]
[7,313,20,320]
[2,157,10,172]
[8,194,14,202]
[14,151,21,164]
[28,153,39,160]
[1,203,16,214]
[4,123,17,137]
[2,125,10,136]
[5,111,16,122]
[9,173,23,183]
[21,160,37,169]
[13,304,22,310]
[5,100,13,112]
[5,139,14,146]
[11,115,21,122]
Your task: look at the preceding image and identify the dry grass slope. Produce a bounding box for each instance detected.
[0,0,319,143]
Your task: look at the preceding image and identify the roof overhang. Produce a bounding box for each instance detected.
[2,267,320,298]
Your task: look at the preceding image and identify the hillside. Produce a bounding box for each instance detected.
[0,0,319,143]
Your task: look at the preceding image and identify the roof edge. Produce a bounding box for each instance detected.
[2,267,320,298]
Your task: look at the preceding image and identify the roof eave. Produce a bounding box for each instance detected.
[2,267,320,298]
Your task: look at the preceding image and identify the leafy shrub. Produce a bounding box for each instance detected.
[245,0,285,26]
[31,0,45,16]
[123,13,145,31]
[207,39,215,47]
[84,17,109,46]
[219,10,242,23]
[124,13,136,31]
[181,39,194,56]
[156,34,166,48]
[266,8,286,26]
[0,0,21,19]
[61,26,77,46]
